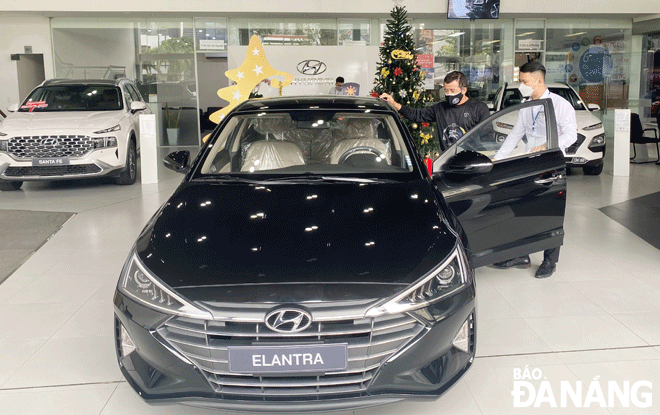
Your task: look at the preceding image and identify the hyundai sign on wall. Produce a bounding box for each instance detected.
[228,45,379,96]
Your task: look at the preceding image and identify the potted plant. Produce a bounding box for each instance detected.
[164,102,182,146]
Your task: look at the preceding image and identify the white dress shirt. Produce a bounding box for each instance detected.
[494,89,577,159]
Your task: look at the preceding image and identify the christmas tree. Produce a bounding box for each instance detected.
[370,5,438,158]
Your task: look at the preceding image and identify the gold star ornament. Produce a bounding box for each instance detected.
[209,35,294,125]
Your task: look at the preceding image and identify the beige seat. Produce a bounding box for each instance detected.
[241,140,306,172]
[330,118,391,164]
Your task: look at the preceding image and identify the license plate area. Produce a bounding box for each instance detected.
[228,343,348,375]
[32,158,70,166]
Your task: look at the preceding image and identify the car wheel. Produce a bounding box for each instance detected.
[116,140,137,185]
[489,2,499,18]
[583,164,603,175]
[0,181,23,191]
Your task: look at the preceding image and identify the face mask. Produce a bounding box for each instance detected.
[518,83,534,98]
[446,92,463,106]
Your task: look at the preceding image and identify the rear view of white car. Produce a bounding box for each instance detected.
[0,78,150,191]
[490,83,606,175]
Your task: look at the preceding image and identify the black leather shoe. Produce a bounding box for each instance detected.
[492,255,531,269]
[535,262,556,278]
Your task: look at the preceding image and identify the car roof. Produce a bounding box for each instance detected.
[233,96,393,112]
[40,78,128,87]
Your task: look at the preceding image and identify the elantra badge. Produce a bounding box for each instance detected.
[265,308,312,333]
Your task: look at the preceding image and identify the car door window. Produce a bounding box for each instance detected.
[122,85,134,109]
[127,84,142,102]
[451,99,556,163]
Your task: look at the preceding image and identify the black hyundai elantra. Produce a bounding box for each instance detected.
[114,96,567,411]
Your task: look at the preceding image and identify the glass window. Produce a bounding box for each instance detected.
[200,112,414,175]
[545,21,632,110]
[20,85,123,112]
[457,101,553,162]
[195,18,228,51]
[338,20,370,46]
[413,20,509,103]
[229,18,337,46]
[642,32,660,119]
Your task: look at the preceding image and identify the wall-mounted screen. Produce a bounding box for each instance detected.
[447,0,500,19]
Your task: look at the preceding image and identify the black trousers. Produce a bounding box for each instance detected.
[543,247,560,264]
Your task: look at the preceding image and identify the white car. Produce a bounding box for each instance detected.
[0,78,150,190]
[489,83,606,175]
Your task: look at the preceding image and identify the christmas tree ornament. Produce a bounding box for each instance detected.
[412,123,418,129]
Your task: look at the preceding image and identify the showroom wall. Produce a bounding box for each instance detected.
[52,28,137,80]
[0,14,54,109]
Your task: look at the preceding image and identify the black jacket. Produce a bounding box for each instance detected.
[399,99,490,150]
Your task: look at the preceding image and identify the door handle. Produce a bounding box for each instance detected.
[534,173,564,186]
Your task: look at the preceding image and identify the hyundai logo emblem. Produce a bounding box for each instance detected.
[41,138,59,147]
[297,60,327,76]
[265,308,312,333]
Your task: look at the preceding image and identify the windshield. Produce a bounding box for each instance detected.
[19,85,123,112]
[502,86,586,111]
[199,111,416,176]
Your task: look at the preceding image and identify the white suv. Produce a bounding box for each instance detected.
[489,83,606,175]
[0,78,150,190]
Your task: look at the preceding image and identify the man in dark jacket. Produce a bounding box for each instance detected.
[380,71,490,151]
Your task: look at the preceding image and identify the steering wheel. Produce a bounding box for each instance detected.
[337,146,387,164]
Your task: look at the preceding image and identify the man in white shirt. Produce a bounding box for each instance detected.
[492,61,577,278]
[328,77,344,95]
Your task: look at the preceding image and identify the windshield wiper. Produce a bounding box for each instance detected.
[262,175,398,184]
[194,175,263,184]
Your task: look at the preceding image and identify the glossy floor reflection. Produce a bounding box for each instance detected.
[0,156,659,414]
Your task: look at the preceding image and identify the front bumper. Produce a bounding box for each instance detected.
[0,147,123,181]
[113,283,476,412]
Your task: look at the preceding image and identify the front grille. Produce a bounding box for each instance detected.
[158,313,424,400]
[8,135,95,159]
[4,164,102,177]
[565,133,586,155]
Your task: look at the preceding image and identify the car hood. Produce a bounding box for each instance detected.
[0,111,124,132]
[497,108,602,131]
[136,179,457,301]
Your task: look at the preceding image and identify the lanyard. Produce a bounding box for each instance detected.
[531,107,542,133]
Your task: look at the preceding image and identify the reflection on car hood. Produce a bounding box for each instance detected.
[136,179,457,300]
[496,108,602,131]
[0,111,124,132]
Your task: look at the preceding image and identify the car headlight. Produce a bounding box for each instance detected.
[583,123,602,131]
[589,134,605,145]
[118,251,212,319]
[92,137,118,149]
[496,121,514,129]
[365,246,471,317]
[94,124,121,134]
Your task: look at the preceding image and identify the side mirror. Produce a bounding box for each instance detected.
[130,101,147,113]
[7,103,19,112]
[163,151,191,173]
[445,150,493,175]
[487,102,494,111]
[587,103,601,111]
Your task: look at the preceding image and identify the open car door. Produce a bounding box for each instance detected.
[432,98,567,267]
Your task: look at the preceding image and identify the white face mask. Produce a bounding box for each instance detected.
[518,83,534,98]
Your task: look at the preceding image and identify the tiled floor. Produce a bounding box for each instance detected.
[1,153,659,414]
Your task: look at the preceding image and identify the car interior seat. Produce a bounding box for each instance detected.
[330,118,391,164]
[630,112,659,163]
[241,117,306,171]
